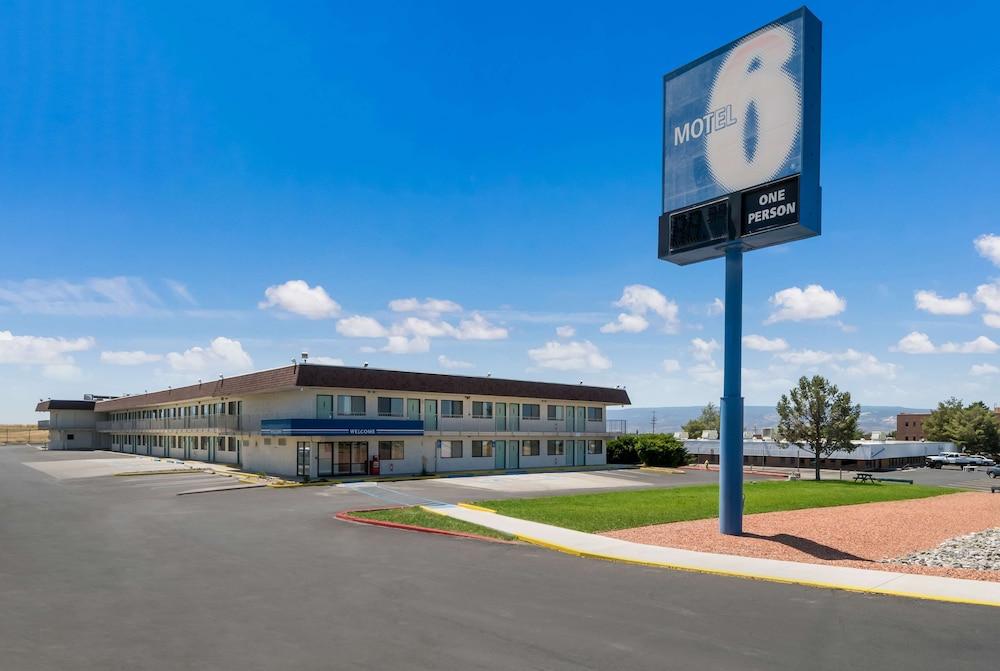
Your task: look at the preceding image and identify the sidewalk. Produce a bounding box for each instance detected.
[423,504,1000,608]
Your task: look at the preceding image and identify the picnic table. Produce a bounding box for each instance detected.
[853,472,875,483]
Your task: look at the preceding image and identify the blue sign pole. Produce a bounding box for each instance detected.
[719,244,744,535]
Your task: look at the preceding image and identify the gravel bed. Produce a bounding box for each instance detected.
[888,528,1000,572]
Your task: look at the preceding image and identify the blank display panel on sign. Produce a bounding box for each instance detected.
[658,7,821,265]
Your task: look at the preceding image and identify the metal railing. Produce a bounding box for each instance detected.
[96,414,628,436]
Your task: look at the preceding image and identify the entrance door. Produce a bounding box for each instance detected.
[336,443,352,474]
[407,399,421,421]
[494,440,506,469]
[566,439,575,466]
[495,403,507,432]
[575,440,586,466]
[566,406,574,432]
[424,400,438,430]
[509,404,520,432]
[508,440,519,469]
[576,406,586,433]
[318,442,333,476]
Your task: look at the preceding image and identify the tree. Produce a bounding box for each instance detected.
[682,402,720,438]
[607,434,640,464]
[635,433,689,468]
[925,398,1000,456]
[775,375,861,481]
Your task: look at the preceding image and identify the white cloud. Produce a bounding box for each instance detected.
[970,363,1000,376]
[389,297,462,315]
[556,325,576,338]
[100,350,163,366]
[690,338,720,362]
[602,284,679,333]
[708,298,724,316]
[164,279,197,305]
[336,315,388,338]
[940,336,1000,354]
[662,359,681,374]
[0,330,94,364]
[259,280,341,319]
[166,337,253,372]
[438,354,473,369]
[984,313,1000,329]
[765,285,846,324]
[0,277,162,316]
[381,336,431,354]
[974,234,1000,267]
[778,349,835,365]
[455,313,507,340]
[892,331,936,354]
[392,317,457,338]
[600,313,649,333]
[914,290,975,316]
[688,361,722,386]
[975,281,1000,313]
[309,356,345,366]
[528,340,611,371]
[892,331,1000,354]
[743,334,788,352]
[777,347,897,379]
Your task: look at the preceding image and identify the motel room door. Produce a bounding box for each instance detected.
[507,440,519,469]
[494,440,506,469]
[575,440,586,466]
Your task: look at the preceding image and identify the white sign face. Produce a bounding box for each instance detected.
[662,12,811,213]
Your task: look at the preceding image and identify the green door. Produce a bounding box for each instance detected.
[508,440,519,469]
[495,403,506,432]
[495,440,506,469]
[407,399,420,420]
[575,440,586,466]
[565,405,574,432]
[316,394,333,419]
[509,404,520,432]
[565,438,575,466]
[424,400,437,430]
[576,406,586,432]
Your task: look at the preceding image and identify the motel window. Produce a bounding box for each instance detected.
[377,397,404,417]
[264,438,272,446]
[337,395,366,416]
[67,434,75,441]
[378,441,404,460]
[547,440,564,456]
[472,440,494,458]
[587,440,603,454]
[277,438,287,446]
[438,440,463,458]
[522,404,540,420]
[521,440,540,456]
[441,400,464,418]
[472,401,493,418]
[587,407,603,422]
[547,405,564,421]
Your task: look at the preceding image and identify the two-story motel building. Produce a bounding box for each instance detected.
[35,364,631,478]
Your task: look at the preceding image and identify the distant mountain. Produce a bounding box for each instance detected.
[608,405,930,435]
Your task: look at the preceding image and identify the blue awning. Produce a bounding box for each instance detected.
[260,418,423,437]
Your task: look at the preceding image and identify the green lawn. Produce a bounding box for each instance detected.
[352,507,515,541]
[475,481,952,533]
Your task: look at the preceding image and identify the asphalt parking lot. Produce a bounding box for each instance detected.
[898,465,999,492]
[2,445,997,671]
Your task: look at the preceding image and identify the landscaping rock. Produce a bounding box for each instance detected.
[887,528,1000,572]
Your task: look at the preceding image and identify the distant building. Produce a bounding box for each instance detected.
[896,413,930,441]
[684,438,954,471]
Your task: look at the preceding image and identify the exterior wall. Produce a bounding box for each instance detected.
[896,413,930,441]
[48,429,96,450]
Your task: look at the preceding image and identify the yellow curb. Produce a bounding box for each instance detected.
[457,502,497,513]
[507,531,1000,608]
[114,469,209,477]
[639,467,686,474]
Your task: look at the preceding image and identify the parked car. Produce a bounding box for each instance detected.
[987,465,1000,479]
[969,455,996,466]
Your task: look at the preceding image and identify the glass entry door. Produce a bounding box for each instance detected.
[318,442,334,476]
[335,441,369,474]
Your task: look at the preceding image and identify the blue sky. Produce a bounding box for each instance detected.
[2,1,1000,421]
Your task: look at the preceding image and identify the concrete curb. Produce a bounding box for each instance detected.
[430,505,1000,608]
[335,509,515,543]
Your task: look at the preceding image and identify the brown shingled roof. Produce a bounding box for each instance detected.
[94,364,631,412]
[35,400,97,412]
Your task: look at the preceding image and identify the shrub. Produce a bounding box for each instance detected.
[635,433,689,468]
[607,434,640,464]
